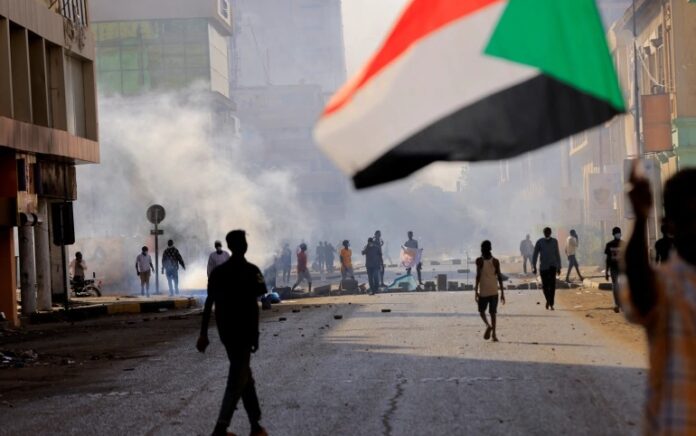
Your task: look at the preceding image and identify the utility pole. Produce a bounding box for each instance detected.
[633,0,643,157]
[146,205,165,295]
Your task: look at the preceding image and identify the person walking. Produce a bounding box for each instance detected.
[623,164,696,436]
[325,241,336,273]
[280,243,292,284]
[374,230,386,286]
[197,230,268,436]
[604,226,624,313]
[404,231,423,284]
[340,240,354,280]
[654,224,674,264]
[363,237,381,294]
[292,243,312,293]
[162,239,186,296]
[315,242,325,273]
[207,240,230,277]
[532,228,562,310]
[475,240,506,342]
[520,234,534,274]
[565,229,584,282]
[135,246,154,297]
[69,252,87,290]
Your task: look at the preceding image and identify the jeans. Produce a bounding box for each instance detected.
[367,266,381,293]
[522,255,533,274]
[406,262,423,283]
[217,346,261,429]
[566,255,582,280]
[341,266,354,280]
[165,269,179,295]
[540,268,557,307]
[610,268,620,307]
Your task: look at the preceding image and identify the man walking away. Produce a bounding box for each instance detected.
[207,241,230,277]
[475,240,506,342]
[623,164,696,436]
[280,243,292,284]
[197,230,268,436]
[654,224,674,264]
[532,228,562,310]
[520,234,534,274]
[162,240,186,296]
[340,240,354,280]
[69,252,87,290]
[374,230,386,286]
[565,230,584,282]
[404,231,423,284]
[292,243,312,293]
[604,227,623,313]
[135,246,154,297]
[363,237,381,295]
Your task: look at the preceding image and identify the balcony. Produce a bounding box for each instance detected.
[46,0,88,27]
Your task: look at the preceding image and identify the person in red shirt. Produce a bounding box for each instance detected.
[292,243,312,293]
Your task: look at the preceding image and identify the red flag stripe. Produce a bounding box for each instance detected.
[324,0,502,116]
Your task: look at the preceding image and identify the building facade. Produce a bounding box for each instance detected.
[0,0,99,326]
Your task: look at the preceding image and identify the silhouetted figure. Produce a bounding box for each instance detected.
[197,230,268,436]
[565,229,584,282]
[404,231,423,284]
[604,226,623,313]
[280,243,292,284]
[475,240,505,342]
[315,242,325,272]
[69,251,87,289]
[654,224,674,264]
[519,234,534,274]
[292,243,312,292]
[340,240,354,280]
[363,237,381,294]
[325,241,335,273]
[135,246,154,297]
[374,230,385,286]
[624,165,696,436]
[162,239,186,296]
[532,228,562,310]
[207,240,230,277]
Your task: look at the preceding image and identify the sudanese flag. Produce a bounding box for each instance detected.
[314,0,625,189]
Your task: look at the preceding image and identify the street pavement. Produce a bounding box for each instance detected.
[1,290,647,436]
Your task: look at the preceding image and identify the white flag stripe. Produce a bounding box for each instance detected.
[314,2,537,177]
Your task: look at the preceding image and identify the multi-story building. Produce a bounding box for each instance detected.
[0,0,99,326]
[231,0,349,227]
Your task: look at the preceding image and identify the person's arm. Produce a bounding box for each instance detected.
[474,258,482,301]
[532,242,539,273]
[177,250,186,270]
[555,240,562,275]
[626,163,658,318]
[207,254,214,277]
[604,245,611,281]
[135,258,140,275]
[494,259,505,304]
[197,275,216,352]
[149,258,154,272]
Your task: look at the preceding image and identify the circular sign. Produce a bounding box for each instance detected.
[146,204,166,225]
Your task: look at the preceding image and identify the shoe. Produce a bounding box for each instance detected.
[250,426,268,436]
[545,303,549,310]
[550,306,555,311]
[492,335,499,342]
[484,327,492,340]
[613,306,620,313]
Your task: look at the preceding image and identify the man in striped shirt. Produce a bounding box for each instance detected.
[624,165,696,435]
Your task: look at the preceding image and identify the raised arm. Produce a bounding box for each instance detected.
[625,163,658,318]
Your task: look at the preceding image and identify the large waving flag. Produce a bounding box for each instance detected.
[314,0,625,189]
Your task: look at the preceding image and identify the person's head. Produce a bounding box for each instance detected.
[283,242,289,249]
[214,240,223,253]
[142,246,148,254]
[612,227,622,240]
[663,169,696,263]
[407,231,413,239]
[343,240,349,248]
[570,229,577,238]
[660,224,669,237]
[75,251,82,260]
[368,237,374,245]
[167,239,174,247]
[226,230,247,256]
[481,240,492,256]
[525,234,530,240]
[543,227,552,239]
[300,243,307,251]
[375,230,381,238]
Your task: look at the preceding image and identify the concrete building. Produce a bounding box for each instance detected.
[232,0,349,225]
[0,0,99,326]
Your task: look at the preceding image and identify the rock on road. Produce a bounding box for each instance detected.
[1,291,647,435]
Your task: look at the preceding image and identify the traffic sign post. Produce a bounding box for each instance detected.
[146,205,166,295]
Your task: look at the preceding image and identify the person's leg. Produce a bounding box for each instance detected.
[523,256,528,274]
[478,297,492,339]
[611,269,620,311]
[380,265,385,286]
[574,256,584,280]
[165,271,173,296]
[214,348,250,435]
[541,269,552,308]
[549,271,556,309]
[241,369,263,432]
[417,262,423,284]
[173,270,179,295]
[406,267,411,276]
[565,257,572,282]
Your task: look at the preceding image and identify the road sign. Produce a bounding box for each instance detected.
[146,204,166,225]
[150,230,164,235]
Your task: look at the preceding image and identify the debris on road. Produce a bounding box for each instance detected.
[334,315,343,320]
[381,309,392,313]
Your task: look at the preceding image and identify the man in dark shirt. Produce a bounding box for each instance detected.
[197,230,268,436]
[161,239,186,296]
[605,226,624,313]
[363,237,382,294]
[532,227,562,310]
[655,224,674,264]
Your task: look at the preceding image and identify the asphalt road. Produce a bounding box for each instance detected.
[1,290,647,436]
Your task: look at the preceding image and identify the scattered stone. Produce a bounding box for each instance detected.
[381,309,392,313]
[292,309,301,313]
[333,315,343,320]
[123,368,135,371]
[279,317,287,322]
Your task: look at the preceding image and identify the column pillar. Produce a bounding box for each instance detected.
[35,199,51,311]
[0,226,18,326]
[18,224,37,315]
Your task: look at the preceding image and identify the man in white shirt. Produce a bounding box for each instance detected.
[207,240,230,277]
[135,246,154,297]
[565,229,584,282]
[69,252,87,290]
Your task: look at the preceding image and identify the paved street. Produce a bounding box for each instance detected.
[1,289,647,436]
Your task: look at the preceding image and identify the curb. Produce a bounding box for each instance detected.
[28,297,197,324]
[582,278,614,291]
